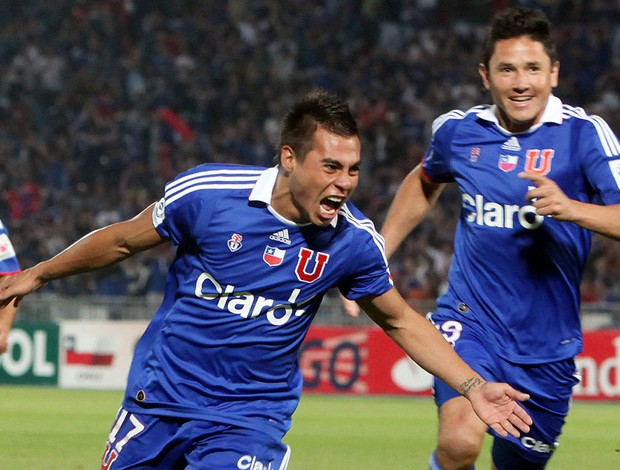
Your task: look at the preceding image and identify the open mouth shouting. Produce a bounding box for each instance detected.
[320,195,345,221]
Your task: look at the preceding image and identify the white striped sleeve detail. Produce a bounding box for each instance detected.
[563,107,620,157]
[165,183,256,206]
[432,110,465,134]
[340,205,388,266]
[607,160,620,190]
[590,115,620,157]
[167,169,262,191]
[164,170,261,206]
[430,106,484,135]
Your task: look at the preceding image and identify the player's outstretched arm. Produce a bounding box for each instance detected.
[0,203,167,308]
[358,288,532,437]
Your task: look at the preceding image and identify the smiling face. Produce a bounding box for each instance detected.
[273,126,361,227]
[479,35,559,133]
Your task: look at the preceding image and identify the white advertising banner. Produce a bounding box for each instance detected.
[59,320,148,390]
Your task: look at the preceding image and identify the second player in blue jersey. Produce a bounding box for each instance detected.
[381,7,620,470]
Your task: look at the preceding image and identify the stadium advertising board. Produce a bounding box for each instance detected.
[1,322,618,400]
[0,322,59,385]
[58,320,148,389]
[300,326,620,401]
[300,326,433,396]
[573,329,620,400]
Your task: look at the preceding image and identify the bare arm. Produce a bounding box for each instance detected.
[358,289,483,395]
[357,288,532,437]
[0,203,167,307]
[521,171,620,241]
[381,164,446,258]
[563,202,620,240]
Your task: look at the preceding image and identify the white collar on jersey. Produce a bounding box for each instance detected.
[249,166,338,228]
[477,95,563,134]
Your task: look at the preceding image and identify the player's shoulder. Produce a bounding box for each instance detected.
[561,102,612,128]
[174,162,266,180]
[165,163,267,204]
[339,201,373,227]
[431,105,487,135]
[560,103,620,156]
[339,202,385,249]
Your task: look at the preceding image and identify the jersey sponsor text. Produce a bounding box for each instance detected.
[237,454,273,470]
[462,193,544,230]
[520,437,556,454]
[195,271,313,326]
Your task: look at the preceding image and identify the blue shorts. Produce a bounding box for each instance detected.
[429,310,580,464]
[101,408,291,469]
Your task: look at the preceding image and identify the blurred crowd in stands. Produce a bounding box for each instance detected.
[1,0,619,305]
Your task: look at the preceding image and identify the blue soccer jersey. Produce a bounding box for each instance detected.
[122,164,392,434]
[423,96,620,364]
[0,218,20,275]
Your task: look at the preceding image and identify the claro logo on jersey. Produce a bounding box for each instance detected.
[195,272,315,326]
[462,193,544,230]
[237,454,273,470]
[520,437,556,455]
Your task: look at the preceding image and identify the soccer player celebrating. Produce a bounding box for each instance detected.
[381,7,620,470]
[0,90,531,468]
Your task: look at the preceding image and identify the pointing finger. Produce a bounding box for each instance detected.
[518,171,547,185]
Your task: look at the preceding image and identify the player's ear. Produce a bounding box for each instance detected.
[280,145,296,172]
[478,63,491,90]
[550,60,560,89]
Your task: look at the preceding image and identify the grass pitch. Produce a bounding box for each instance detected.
[0,386,617,469]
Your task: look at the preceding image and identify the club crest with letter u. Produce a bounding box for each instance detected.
[295,247,329,283]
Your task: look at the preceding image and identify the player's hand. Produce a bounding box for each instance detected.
[0,269,44,309]
[519,171,576,221]
[466,381,532,438]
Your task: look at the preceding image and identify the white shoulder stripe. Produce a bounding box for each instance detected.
[167,174,260,199]
[167,169,263,191]
[562,106,620,157]
[590,115,620,156]
[340,205,388,266]
[432,110,464,134]
[164,169,261,205]
[165,183,256,206]
[431,106,483,135]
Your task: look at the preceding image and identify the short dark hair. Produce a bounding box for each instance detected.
[482,7,557,67]
[274,89,358,164]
